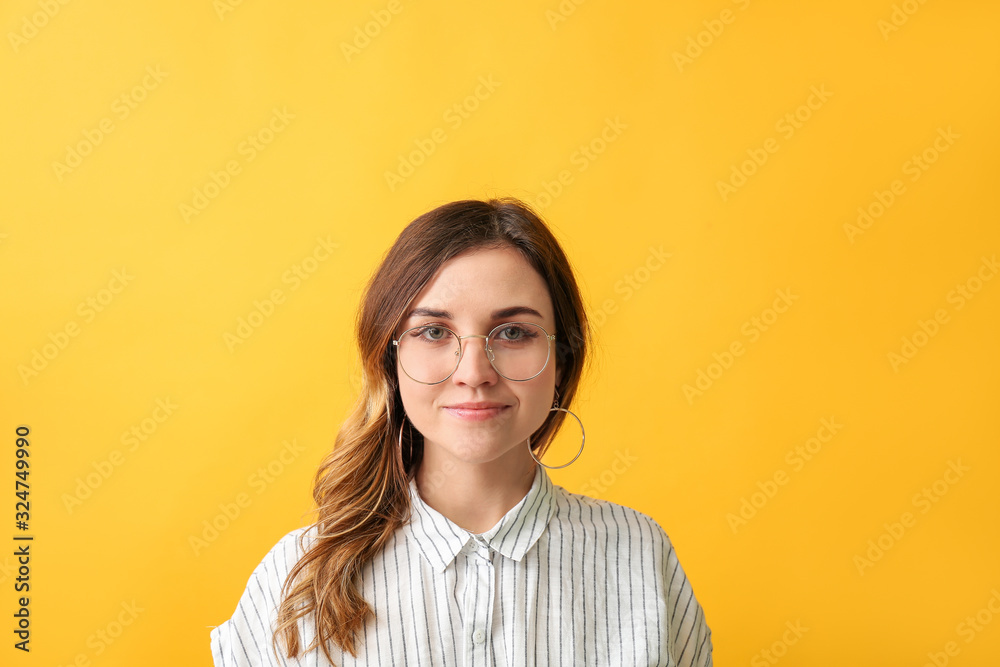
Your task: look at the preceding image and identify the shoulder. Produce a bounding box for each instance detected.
[256,525,314,573]
[210,526,316,665]
[547,484,714,665]
[229,524,316,608]
[548,483,675,553]
[234,525,314,592]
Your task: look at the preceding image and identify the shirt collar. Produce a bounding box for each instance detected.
[403,465,556,573]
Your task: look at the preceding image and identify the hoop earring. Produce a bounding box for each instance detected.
[398,417,413,470]
[527,392,585,470]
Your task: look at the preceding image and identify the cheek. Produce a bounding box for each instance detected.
[395,363,413,412]
[396,378,417,413]
[522,372,557,425]
[396,375,435,421]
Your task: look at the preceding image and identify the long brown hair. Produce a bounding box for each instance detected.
[273,197,591,664]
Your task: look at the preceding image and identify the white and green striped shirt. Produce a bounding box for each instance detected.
[211,466,712,666]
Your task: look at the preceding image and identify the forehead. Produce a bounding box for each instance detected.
[403,246,554,325]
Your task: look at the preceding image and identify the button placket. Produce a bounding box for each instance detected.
[461,536,495,666]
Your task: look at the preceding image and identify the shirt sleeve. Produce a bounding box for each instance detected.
[209,528,309,667]
[663,531,713,667]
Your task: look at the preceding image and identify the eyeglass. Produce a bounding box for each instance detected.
[392,321,556,385]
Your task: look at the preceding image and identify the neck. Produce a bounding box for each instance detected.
[415,445,537,534]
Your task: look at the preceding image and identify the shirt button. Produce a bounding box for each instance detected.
[472,629,485,645]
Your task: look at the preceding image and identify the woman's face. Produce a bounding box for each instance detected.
[396,245,561,472]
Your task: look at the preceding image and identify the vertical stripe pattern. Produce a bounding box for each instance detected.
[211,467,712,666]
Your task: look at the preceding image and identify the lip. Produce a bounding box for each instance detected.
[446,402,509,409]
[443,402,511,421]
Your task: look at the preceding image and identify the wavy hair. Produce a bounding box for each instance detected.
[272,197,591,664]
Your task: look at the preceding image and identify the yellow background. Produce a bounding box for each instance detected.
[2,0,999,665]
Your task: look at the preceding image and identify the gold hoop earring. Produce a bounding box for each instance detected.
[527,392,585,469]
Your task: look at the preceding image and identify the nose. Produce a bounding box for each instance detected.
[450,335,498,386]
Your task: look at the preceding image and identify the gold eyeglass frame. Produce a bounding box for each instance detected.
[392,321,556,385]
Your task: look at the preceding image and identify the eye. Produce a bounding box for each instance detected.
[410,325,450,342]
[495,324,538,341]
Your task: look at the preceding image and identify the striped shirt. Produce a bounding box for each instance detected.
[210,466,712,666]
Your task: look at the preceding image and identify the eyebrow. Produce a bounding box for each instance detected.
[405,305,544,321]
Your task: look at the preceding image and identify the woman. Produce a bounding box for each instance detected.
[211,198,713,666]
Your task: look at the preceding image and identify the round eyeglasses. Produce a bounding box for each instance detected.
[392,322,556,384]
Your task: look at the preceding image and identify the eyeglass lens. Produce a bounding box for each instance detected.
[397,322,549,383]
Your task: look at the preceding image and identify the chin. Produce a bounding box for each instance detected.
[433,434,527,466]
